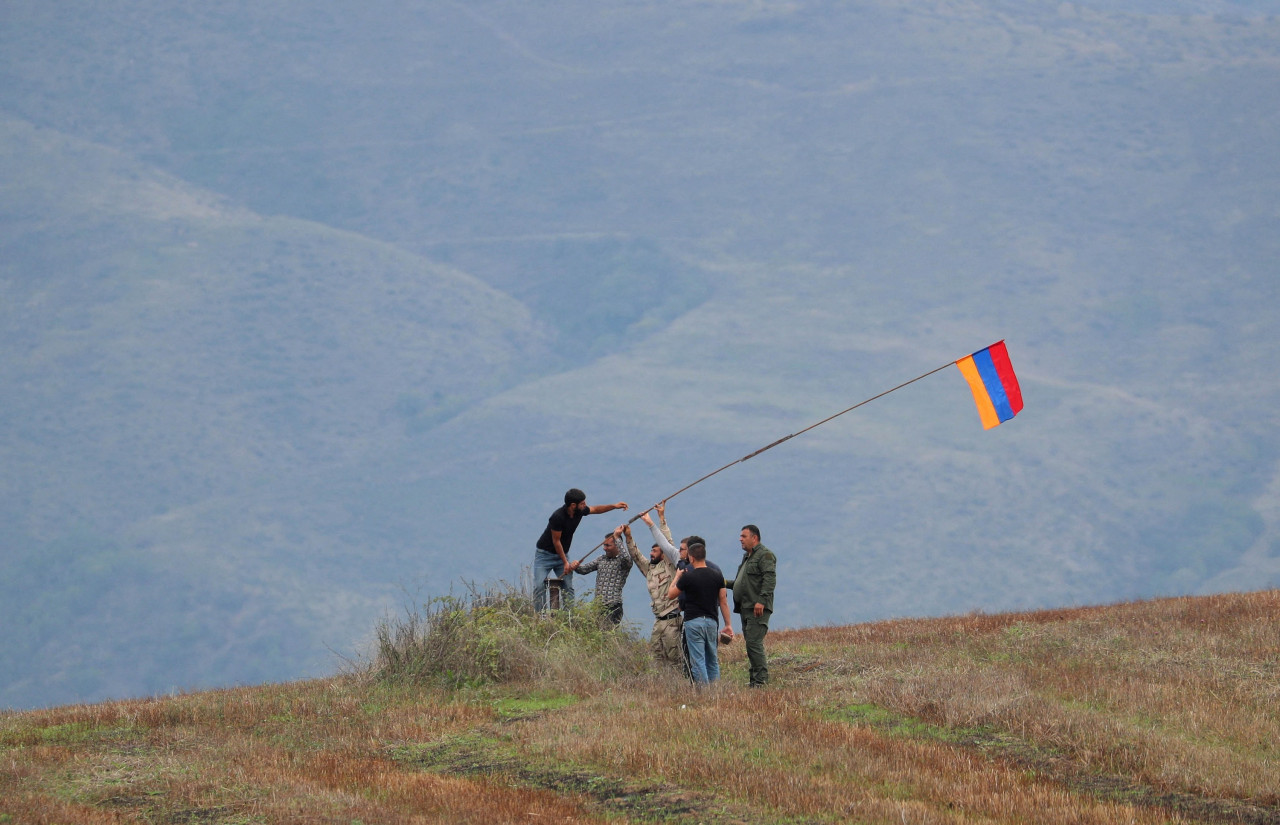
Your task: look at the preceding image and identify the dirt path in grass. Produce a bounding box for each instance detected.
[390,726,805,825]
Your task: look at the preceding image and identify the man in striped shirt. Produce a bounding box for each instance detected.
[576,526,634,627]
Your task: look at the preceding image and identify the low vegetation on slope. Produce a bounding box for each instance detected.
[2,589,1277,824]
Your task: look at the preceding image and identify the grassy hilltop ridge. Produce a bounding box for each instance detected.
[2,589,1277,824]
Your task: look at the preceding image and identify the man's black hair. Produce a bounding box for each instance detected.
[742,524,761,540]
[564,488,587,505]
[684,534,706,551]
[688,542,707,562]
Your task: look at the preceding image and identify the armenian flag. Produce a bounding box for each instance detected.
[956,341,1023,429]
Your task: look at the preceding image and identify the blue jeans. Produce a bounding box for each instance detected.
[533,549,574,611]
[683,616,720,684]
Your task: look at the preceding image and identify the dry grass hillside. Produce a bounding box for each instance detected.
[2,589,1277,824]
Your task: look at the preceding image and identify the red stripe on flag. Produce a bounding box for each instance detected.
[987,340,1023,415]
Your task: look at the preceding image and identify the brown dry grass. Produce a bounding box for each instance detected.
[3,590,1277,824]
[1,680,610,824]
[517,678,1202,824]
[790,590,1280,805]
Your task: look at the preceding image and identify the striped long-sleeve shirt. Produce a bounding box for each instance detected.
[576,552,633,606]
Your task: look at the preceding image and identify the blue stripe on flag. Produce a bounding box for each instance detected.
[973,348,1015,422]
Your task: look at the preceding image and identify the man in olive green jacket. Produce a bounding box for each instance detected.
[727,524,776,687]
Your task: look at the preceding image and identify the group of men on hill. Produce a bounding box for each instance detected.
[533,487,777,687]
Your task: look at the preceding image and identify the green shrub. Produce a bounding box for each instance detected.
[372,583,652,690]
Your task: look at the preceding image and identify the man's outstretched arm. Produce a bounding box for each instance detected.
[641,512,678,565]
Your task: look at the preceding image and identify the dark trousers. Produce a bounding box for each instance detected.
[741,613,769,686]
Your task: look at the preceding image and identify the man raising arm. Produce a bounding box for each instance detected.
[576,526,634,627]
[533,488,627,611]
[628,513,683,668]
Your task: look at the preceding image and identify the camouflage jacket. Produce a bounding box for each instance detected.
[626,523,681,618]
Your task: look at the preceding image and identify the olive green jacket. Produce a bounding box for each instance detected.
[728,543,776,625]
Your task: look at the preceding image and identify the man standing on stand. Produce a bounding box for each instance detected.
[533,488,627,611]
[727,524,776,687]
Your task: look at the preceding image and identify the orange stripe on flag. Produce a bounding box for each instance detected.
[956,355,1001,429]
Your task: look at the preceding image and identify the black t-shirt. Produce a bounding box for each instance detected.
[536,504,586,553]
[676,559,721,609]
[676,566,724,624]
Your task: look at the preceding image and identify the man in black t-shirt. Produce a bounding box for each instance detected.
[674,534,722,610]
[533,488,627,611]
[666,540,733,684]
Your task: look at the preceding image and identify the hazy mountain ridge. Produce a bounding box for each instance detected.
[2,1,1278,709]
[7,2,1277,266]
[0,115,559,707]
[1,115,550,523]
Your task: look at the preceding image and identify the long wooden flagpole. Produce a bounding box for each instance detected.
[573,358,958,564]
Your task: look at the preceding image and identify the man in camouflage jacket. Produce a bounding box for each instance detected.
[626,511,684,669]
